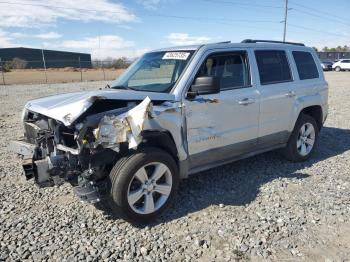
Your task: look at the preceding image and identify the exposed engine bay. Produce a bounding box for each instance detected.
[10,95,184,204]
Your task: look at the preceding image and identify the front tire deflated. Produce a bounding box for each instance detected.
[99,147,179,223]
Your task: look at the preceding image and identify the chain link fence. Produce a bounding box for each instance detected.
[0,58,128,85]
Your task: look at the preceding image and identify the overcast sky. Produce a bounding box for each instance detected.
[0,0,349,59]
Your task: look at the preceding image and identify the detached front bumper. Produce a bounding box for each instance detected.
[9,140,108,203]
[10,140,38,181]
[9,140,36,158]
[9,140,56,187]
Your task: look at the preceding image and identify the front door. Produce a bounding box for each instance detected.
[184,50,260,170]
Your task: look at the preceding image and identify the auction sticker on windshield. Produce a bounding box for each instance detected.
[162,52,190,60]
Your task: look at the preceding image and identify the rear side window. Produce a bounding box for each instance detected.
[292,51,319,80]
[255,50,292,85]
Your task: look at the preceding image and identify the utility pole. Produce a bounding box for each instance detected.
[98,30,106,80]
[283,0,289,42]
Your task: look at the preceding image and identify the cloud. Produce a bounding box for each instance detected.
[62,35,135,50]
[0,30,36,48]
[35,32,62,39]
[0,30,15,47]
[0,31,147,59]
[167,33,211,45]
[0,0,136,28]
[0,30,29,47]
[9,32,27,38]
[0,29,26,47]
[311,32,350,50]
[137,0,162,10]
[92,48,150,60]
[55,35,147,59]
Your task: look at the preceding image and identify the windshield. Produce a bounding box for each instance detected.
[111,51,195,93]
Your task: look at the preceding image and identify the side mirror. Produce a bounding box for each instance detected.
[187,76,220,98]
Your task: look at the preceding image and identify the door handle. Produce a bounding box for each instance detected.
[238,98,255,105]
[285,91,296,98]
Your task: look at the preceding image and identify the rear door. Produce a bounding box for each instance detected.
[253,49,295,146]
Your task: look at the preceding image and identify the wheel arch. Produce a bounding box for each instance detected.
[300,105,323,130]
[139,130,179,163]
[291,104,323,132]
[139,130,190,179]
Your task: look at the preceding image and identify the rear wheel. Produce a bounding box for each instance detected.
[335,66,341,72]
[283,114,319,162]
[103,147,179,223]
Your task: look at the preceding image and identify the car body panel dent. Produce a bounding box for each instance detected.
[94,97,187,160]
[9,42,330,221]
[25,90,175,126]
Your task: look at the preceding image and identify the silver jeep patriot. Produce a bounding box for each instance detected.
[10,39,328,223]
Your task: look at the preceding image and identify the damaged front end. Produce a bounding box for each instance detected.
[10,95,183,204]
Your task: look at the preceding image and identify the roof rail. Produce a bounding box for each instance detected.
[241,39,305,46]
[215,41,231,44]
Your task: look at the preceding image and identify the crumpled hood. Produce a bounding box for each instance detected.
[24,89,175,126]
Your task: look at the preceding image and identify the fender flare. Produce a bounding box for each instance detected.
[140,130,189,179]
[289,93,323,132]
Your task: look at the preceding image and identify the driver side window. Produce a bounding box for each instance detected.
[197,51,251,90]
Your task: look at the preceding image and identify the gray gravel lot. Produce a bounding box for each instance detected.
[1,72,350,261]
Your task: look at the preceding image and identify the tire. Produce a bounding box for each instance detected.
[102,147,179,223]
[335,66,341,72]
[283,114,319,162]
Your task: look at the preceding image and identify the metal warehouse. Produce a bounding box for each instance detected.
[0,47,92,68]
[317,52,350,61]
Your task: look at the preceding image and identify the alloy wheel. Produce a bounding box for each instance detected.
[127,162,172,215]
[297,123,315,156]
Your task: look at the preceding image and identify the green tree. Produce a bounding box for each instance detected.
[322,46,350,52]
[112,57,130,69]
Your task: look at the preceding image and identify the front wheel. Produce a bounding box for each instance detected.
[105,148,179,223]
[283,114,319,162]
[335,66,341,72]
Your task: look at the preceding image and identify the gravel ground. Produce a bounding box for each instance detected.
[1,72,350,261]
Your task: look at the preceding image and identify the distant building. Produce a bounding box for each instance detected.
[317,52,350,61]
[0,47,92,68]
